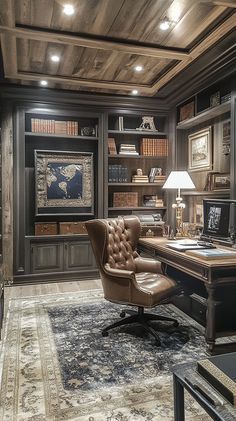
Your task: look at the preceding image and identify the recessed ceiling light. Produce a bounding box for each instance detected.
[160,18,170,30]
[51,55,60,63]
[132,90,138,95]
[40,80,48,86]
[63,4,75,15]
[134,65,143,72]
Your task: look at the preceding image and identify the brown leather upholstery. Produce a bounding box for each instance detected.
[86,215,181,344]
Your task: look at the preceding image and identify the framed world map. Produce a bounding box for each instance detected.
[35,150,94,216]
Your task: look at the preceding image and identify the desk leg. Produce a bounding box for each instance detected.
[173,374,185,421]
[205,284,217,353]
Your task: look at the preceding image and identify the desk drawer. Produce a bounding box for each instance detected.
[191,294,206,326]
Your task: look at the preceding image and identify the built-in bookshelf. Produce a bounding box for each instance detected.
[13,106,104,282]
[176,76,232,226]
[106,113,169,217]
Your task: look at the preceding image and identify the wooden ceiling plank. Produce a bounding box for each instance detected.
[149,12,236,93]
[1,34,17,77]
[163,4,227,48]
[16,71,149,92]
[0,0,15,27]
[0,25,189,60]
[212,1,236,7]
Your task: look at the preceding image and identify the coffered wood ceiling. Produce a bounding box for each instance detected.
[0,0,235,96]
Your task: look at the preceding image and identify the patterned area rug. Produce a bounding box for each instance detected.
[0,290,210,420]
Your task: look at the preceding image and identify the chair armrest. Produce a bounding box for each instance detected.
[134,256,163,274]
[104,263,135,280]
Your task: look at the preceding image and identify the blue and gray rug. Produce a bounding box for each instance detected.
[0,290,209,420]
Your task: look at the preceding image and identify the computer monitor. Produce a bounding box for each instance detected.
[202,199,231,240]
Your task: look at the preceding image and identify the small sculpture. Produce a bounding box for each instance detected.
[137,116,157,131]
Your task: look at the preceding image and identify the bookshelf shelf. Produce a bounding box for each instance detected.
[182,190,230,196]
[25,132,98,140]
[108,154,166,159]
[108,129,167,136]
[108,206,167,211]
[108,183,164,186]
[177,101,230,129]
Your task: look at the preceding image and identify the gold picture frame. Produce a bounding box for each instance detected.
[188,127,212,172]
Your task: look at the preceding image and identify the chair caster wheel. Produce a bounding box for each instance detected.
[120,311,126,318]
[102,331,109,337]
[173,321,179,327]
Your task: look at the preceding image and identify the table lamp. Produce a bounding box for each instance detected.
[163,171,195,236]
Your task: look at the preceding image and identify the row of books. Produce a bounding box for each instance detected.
[31,118,79,135]
[108,165,128,183]
[140,138,168,156]
[108,166,166,184]
[108,138,168,157]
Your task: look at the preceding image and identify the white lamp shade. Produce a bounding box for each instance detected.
[163,171,195,189]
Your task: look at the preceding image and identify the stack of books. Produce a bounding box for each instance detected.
[197,352,236,406]
[154,175,166,185]
[119,144,139,155]
[132,174,149,183]
[185,248,236,260]
[143,195,164,207]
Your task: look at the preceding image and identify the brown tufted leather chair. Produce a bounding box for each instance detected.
[86,215,181,345]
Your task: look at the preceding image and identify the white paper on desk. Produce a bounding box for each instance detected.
[176,239,198,245]
[166,243,206,251]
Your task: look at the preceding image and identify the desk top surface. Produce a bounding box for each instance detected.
[139,237,236,269]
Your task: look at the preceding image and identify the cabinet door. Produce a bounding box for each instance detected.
[31,243,64,273]
[64,240,96,271]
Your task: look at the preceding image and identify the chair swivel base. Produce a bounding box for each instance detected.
[101,306,179,345]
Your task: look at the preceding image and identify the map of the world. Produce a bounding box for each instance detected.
[46,163,83,200]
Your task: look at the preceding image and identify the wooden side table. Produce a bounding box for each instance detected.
[173,362,236,421]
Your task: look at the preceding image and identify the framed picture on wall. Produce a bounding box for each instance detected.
[211,173,230,190]
[35,150,94,216]
[188,126,212,172]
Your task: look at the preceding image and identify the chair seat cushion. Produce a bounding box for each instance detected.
[134,272,179,307]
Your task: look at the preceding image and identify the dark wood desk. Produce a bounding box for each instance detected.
[173,362,236,421]
[139,238,236,353]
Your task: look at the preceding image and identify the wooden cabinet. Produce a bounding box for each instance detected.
[106,113,169,218]
[64,239,96,272]
[30,242,64,273]
[26,236,97,278]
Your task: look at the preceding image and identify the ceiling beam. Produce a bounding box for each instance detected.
[149,11,236,94]
[0,25,189,61]
[0,0,17,77]
[1,34,17,77]
[17,72,148,92]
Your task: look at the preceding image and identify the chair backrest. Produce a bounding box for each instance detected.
[86,216,141,274]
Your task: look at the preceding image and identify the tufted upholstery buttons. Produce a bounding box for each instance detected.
[107,219,136,271]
